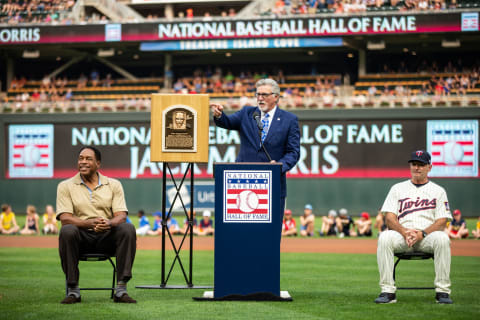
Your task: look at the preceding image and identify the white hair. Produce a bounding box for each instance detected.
[255,78,280,95]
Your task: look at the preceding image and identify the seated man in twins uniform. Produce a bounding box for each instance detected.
[375,150,453,304]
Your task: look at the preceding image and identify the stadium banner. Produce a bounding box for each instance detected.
[5,119,479,179]
[0,11,478,45]
[140,37,343,51]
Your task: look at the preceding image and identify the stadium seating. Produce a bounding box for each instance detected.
[0,0,75,24]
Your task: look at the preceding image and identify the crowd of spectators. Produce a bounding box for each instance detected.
[283,205,375,237]
[352,59,480,106]
[265,0,457,16]
[0,203,216,237]
[280,205,478,238]
[8,74,75,108]
[172,68,339,108]
[3,202,478,239]
[5,57,479,112]
[6,70,148,111]
[1,203,59,235]
[0,0,75,24]
[370,58,478,75]
[353,73,479,106]
[1,0,467,25]
[146,7,237,21]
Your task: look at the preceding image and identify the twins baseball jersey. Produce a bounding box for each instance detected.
[381,180,452,230]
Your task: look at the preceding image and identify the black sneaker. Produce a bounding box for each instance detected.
[374,292,397,304]
[435,292,453,304]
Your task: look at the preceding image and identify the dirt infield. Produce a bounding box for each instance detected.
[1,235,478,256]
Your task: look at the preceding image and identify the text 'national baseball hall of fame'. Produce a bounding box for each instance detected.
[223,170,272,223]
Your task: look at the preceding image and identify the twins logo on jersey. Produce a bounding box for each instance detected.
[397,197,437,220]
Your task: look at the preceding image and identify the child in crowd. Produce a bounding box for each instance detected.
[282,209,297,236]
[355,212,372,237]
[472,217,480,239]
[136,210,151,235]
[20,205,40,235]
[148,212,181,235]
[447,209,469,239]
[181,210,199,235]
[300,204,315,236]
[319,209,337,236]
[0,204,20,234]
[198,210,214,236]
[42,205,58,234]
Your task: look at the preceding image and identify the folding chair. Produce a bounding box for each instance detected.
[393,251,435,290]
[65,253,117,299]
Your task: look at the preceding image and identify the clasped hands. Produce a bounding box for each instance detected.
[404,229,422,247]
[92,217,111,233]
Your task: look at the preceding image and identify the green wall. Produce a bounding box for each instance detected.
[1,108,479,216]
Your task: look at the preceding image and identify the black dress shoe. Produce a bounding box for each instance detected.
[61,295,81,304]
[113,293,137,303]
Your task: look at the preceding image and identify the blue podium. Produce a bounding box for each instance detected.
[196,162,291,301]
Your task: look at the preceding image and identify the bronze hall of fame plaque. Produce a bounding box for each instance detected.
[162,105,197,152]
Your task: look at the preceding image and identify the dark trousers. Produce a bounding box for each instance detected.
[59,223,136,287]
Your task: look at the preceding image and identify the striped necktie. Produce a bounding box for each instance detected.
[261,113,269,143]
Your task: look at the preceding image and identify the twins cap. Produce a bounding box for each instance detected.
[339,208,348,215]
[305,204,313,210]
[453,209,461,215]
[203,210,211,217]
[284,209,292,215]
[408,150,431,164]
[328,209,337,217]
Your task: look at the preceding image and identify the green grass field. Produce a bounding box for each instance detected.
[0,247,479,320]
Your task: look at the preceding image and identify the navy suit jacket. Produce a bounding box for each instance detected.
[214,106,300,197]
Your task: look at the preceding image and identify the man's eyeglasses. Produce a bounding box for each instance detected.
[255,92,276,98]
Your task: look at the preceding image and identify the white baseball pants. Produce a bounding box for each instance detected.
[377,230,451,294]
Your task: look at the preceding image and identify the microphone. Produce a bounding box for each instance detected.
[253,111,263,131]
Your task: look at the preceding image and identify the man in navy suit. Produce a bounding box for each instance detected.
[210,78,300,214]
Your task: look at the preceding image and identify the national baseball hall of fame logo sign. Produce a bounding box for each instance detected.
[427,120,478,177]
[8,124,54,178]
[223,170,272,223]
